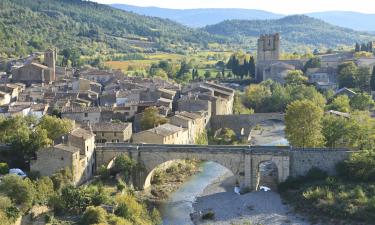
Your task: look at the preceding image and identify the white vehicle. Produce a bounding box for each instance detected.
[9,168,27,178]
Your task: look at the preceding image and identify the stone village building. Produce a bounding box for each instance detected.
[132,123,189,145]
[12,49,57,86]
[31,127,95,185]
[92,122,132,143]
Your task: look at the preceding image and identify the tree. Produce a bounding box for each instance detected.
[356,66,371,91]
[287,84,327,108]
[371,65,375,91]
[328,95,351,113]
[243,84,271,112]
[233,93,254,114]
[303,57,321,72]
[192,69,199,80]
[195,130,208,145]
[355,42,361,52]
[285,100,325,147]
[140,107,168,130]
[34,177,54,205]
[284,70,308,85]
[345,111,375,149]
[338,62,357,88]
[248,56,256,79]
[37,115,73,141]
[350,92,374,111]
[0,116,37,166]
[322,115,350,148]
[0,175,35,210]
[361,43,368,52]
[113,154,138,182]
[222,128,236,143]
[204,70,211,79]
[176,61,191,79]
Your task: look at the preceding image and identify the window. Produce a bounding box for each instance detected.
[84,113,88,117]
[86,146,88,152]
[102,132,104,136]
[114,132,117,137]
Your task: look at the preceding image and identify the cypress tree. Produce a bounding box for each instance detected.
[371,65,375,91]
[249,56,256,79]
[355,42,361,52]
[361,43,368,52]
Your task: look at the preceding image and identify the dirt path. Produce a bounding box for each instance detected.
[192,172,310,225]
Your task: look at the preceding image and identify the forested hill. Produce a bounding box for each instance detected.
[111,4,283,28]
[203,15,375,51]
[0,0,222,58]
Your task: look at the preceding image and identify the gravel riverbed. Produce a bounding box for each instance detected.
[192,171,311,225]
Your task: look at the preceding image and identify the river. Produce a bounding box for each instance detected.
[160,162,229,225]
[161,121,288,225]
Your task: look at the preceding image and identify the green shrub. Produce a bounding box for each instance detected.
[51,168,72,191]
[35,177,54,204]
[305,167,328,181]
[81,206,107,225]
[4,206,20,220]
[0,195,12,210]
[27,171,41,181]
[0,163,8,175]
[98,165,110,180]
[0,175,35,210]
[150,208,162,225]
[202,211,215,220]
[115,203,131,220]
[337,150,375,182]
[117,183,126,192]
[278,176,305,192]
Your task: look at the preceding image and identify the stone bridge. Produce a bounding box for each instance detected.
[95,143,353,191]
[210,113,285,139]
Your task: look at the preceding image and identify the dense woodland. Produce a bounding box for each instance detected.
[0,0,224,58]
[1,0,375,59]
[204,15,375,52]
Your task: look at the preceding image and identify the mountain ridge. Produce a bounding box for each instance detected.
[110,4,375,31]
[202,15,374,51]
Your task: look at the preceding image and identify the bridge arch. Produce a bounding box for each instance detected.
[255,160,279,191]
[210,113,285,140]
[137,151,244,190]
[143,159,237,190]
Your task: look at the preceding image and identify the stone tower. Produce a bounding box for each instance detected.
[257,33,280,62]
[44,49,56,81]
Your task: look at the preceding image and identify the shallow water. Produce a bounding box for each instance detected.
[160,161,228,225]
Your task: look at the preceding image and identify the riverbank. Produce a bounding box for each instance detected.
[146,159,201,201]
[193,171,310,225]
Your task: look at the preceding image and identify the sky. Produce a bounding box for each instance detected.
[93,0,375,14]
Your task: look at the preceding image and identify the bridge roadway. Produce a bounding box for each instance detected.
[95,143,353,191]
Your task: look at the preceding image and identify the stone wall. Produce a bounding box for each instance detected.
[289,148,354,177]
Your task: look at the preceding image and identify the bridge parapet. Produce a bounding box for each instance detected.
[95,143,354,191]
